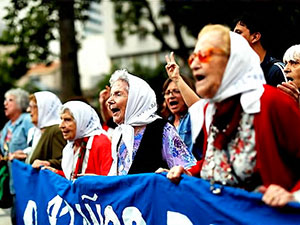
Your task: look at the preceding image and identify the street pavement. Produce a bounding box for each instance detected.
[0,208,12,225]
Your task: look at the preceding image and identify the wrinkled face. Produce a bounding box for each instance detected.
[284,59,300,88]
[233,22,252,43]
[59,110,76,140]
[107,80,129,125]
[164,81,187,115]
[189,32,229,98]
[3,94,20,119]
[27,100,38,126]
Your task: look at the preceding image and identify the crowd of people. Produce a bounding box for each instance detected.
[1,19,300,224]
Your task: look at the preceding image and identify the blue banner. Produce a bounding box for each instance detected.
[12,160,300,225]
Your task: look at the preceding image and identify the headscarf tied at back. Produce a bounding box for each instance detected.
[60,101,104,180]
[34,91,62,129]
[109,69,161,175]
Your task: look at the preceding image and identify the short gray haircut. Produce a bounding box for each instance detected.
[283,44,300,64]
[109,69,130,91]
[5,88,29,112]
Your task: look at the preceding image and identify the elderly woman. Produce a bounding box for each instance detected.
[26,91,66,169]
[158,24,300,207]
[277,44,300,107]
[1,88,33,158]
[45,101,112,180]
[106,69,196,175]
[0,88,33,225]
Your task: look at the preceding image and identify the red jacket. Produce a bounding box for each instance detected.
[189,85,300,192]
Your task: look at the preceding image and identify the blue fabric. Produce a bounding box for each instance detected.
[169,113,193,152]
[0,113,33,155]
[170,113,202,160]
[177,113,193,152]
[12,160,300,225]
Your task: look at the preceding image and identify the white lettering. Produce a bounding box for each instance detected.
[23,200,37,225]
[104,205,121,225]
[122,207,146,225]
[47,195,63,225]
[167,211,193,225]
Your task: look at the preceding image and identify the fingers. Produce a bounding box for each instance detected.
[32,160,50,169]
[166,166,186,184]
[155,167,169,173]
[42,166,57,173]
[277,81,299,102]
[262,184,295,207]
[165,52,176,64]
[165,54,170,63]
[170,51,175,62]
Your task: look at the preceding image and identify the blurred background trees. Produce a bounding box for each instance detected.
[0,0,100,126]
[0,0,300,127]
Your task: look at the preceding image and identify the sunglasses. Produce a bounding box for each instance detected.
[188,47,227,66]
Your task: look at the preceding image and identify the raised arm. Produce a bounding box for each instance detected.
[165,52,200,107]
[99,86,113,123]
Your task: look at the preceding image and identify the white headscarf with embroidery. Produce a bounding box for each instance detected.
[60,101,104,180]
[190,31,266,143]
[108,69,161,175]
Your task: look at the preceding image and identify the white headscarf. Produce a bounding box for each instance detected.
[190,31,266,142]
[211,31,266,110]
[35,91,62,129]
[109,69,161,175]
[25,91,62,163]
[60,101,104,180]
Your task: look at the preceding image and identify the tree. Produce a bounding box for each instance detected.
[0,0,101,101]
[111,0,300,61]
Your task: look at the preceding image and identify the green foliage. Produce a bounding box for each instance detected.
[0,0,101,84]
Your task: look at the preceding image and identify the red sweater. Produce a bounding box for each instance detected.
[189,85,300,192]
[57,134,112,178]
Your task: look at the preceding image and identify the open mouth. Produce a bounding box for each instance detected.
[111,108,120,113]
[195,75,205,81]
[169,101,178,106]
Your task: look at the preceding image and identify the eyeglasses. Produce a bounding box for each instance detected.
[164,89,180,97]
[188,47,227,66]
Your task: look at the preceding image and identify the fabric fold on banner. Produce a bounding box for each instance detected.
[12,160,300,225]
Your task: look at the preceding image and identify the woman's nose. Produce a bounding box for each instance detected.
[284,64,291,74]
[107,96,114,105]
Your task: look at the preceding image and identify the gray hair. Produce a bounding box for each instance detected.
[60,107,75,122]
[283,44,300,64]
[109,69,130,91]
[5,88,29,112]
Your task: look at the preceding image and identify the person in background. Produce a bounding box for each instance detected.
[44,101,112,180]
[106,69,196,175]
[158,24,300,208]
[0,88,33,225]
[26,91,66,170]
[277,44,300,107]
[233,12,287,86]
[161,62,202,160]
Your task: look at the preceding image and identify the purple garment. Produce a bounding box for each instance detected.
[117,123,196,175]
